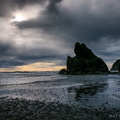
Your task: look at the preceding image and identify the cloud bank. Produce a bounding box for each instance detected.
[0,0,120,70]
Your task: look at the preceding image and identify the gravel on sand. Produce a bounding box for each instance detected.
[0,97,120,120]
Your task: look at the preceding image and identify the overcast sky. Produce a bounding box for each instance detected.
[0,0,120,71]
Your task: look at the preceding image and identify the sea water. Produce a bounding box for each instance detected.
[0,71,120,109]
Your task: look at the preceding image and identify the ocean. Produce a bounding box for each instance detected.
[0,71,120,109]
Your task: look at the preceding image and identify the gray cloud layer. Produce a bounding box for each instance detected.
[16,0,120,42]
[1,0,120,69]
[0,39,68,68]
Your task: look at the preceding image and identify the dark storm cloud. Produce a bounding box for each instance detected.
[13,0,45,7]
[1,0,120,69]
[0,0,46,17]
[14,0,120,68]
[16,0,120,44]
[47,0,62,13]
[0,41,15,56]
[0,41,22,68]
[0,41,66,68]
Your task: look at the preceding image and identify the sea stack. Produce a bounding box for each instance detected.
[59,42,108,75]
[110,59,120,72]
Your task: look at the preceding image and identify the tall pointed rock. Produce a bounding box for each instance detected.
[59,42,108,75]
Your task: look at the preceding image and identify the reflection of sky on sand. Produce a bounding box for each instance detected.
[0,73,120,110]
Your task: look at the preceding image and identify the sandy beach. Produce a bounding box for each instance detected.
[0,72,120,120]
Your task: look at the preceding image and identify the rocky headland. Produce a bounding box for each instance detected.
[59,42,109,75]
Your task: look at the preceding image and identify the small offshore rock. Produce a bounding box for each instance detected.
[111,59,120,72]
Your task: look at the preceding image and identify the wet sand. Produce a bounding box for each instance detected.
[0,74,120,120]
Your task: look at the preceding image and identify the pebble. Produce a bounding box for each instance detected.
[0,97,119,120]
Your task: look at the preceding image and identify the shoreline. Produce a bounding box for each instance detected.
[0,97,120,120]
[59,70,120,75]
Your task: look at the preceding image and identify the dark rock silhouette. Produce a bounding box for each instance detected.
[58,68,67,74]
[111,59,120,72]
[59,42,108,75]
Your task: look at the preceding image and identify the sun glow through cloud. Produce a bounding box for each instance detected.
[11,5,41,23]
[14,14,26,22]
